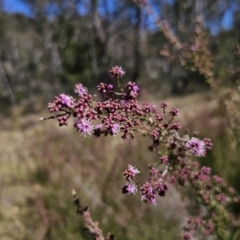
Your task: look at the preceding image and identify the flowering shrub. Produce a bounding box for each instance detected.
[37,1,240,239]
[42,65,240,240]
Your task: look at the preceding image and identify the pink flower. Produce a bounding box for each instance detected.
[122,182,138,194]
[201,166,211,175]
[160,102,168,109]
[75,83,88,97]
[74,118,94,136]
[169,108,179,116]
[182,232,191,240]
[133,85,139,92]
[59,94,74,108]
[186,137,206,157]
[109,65,125,79]
[203,138,213,149]
[128,165,140,175]
[123,165,140,181]
[111,123,120,136]
[140,182,157,205]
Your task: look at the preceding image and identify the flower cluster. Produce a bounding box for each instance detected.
[75,83,88,97]
[44,66,239,240]
[122,164,168,205]
[122,165,140,195]
[48,93,74,112]
[109,65,125,79]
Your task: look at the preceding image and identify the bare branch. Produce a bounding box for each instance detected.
[72,189,114,240]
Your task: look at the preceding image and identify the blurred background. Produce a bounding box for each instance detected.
[0,0,240,239]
